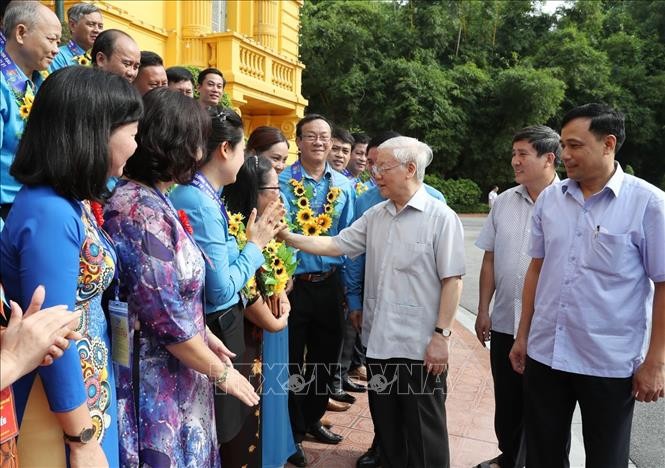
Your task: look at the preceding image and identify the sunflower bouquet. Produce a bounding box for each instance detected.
[355,181,368,196]
[288,179,340,236]
[227,212,298,305]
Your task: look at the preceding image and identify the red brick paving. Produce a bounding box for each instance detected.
[291,319,499,467]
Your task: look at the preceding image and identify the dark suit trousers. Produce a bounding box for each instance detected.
[287,272,345,442]
[524,356,635,468]
[366,357,449,468]
[490,331,526,467]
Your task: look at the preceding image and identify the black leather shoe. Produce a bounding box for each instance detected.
[356,443,381,468]
[307,422,343,444]
[287,442,307,467]
[343,378,367,393]
[330,390,356,404]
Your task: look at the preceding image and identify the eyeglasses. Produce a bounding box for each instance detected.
[259,186,281,191]
[370,163,403,177]
[301,134,331,143]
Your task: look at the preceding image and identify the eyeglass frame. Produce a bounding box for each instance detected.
[300,133,331,143]
[370,162,403,177]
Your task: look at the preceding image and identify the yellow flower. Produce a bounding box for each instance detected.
[326,188,340,203]
[228,223,239,236]
[265,240,280,255]
[275,265,286,275]
[271,256,283,268]
[324,204,334,214]
[294,185,306,197]
[237,231,247,246]
[316,214,332,232]
[296,197,309,209]
[302,221,320,237]
[296,207,313,225]
[355,182,368,196]
[290,179,300,187]
[76,55,90,66]
[274,273,289,294]
[19,105,30,119]
[229,212,244,225]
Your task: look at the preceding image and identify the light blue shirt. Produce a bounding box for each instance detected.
[170,183,265,313]
[527,164,665,378]
[346,183,446,311]
[1,62,45,204]
[279,161,355,277]
[48,41,86,72]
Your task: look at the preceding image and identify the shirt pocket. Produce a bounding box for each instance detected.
[582,231,632,275]
[394,242,429,273]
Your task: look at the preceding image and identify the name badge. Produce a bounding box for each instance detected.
[0,387,19,443]
[109,300,130,368]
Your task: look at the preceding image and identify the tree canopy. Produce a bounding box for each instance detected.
[299,0,665,191]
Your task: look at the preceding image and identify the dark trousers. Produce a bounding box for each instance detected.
[490,331,526,468]
[287,273,345,442]
[333,317,365,392]
[524,356,635,468]
[366,357,449,468]
[0,204,12,222]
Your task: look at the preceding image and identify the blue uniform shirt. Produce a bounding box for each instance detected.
[346,183,446,311]
[279,161,355,278]
[170,183,265,313]
[1,58,46,204]
[49,40,88,72]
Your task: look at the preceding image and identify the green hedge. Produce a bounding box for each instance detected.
[424,174,487,213]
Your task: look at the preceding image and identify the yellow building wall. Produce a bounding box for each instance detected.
[46,0,307,153]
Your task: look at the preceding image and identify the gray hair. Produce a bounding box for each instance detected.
[378,136,433,182]
[3,1,41,35]
[67,3,101,24]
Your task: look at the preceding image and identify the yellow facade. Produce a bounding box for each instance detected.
[46,0,308,151]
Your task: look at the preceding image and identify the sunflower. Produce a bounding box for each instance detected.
[265,240,280,255]
[271,256,283,268]
[275,266,285,275]
[316,214,333,232]
[324,204,334,214]
[294,185,306,197]
[296,197,309,209]
[229,212,244,225]
[326,191,337,203]
[274,273,289,293]
[302,221,320,237]
[296,207,313,225]
[228,223,239,236]
[76,55,90,66]
[290,179,300,187]
[19,104,30,119]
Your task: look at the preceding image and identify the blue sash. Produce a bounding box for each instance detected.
[190,172,229,223]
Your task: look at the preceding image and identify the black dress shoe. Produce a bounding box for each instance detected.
[343,378,367,393]
[356,444,381,468]
[307,422,343,444]
[330,390,356,404]
[287,442,308,467]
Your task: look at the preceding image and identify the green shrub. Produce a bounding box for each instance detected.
[424,174,483,213]
[624,164,635,175]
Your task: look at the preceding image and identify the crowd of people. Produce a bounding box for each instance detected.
[1,2,664,468]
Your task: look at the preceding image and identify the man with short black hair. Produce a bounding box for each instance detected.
[133,51,167,96]
[348,132,370,179]
[327,126,354,176]
[510,104,665,467]
[49,2,102,71]
[197,67,225,108]
[92,29,140,83]
[474,125,561,468]
[279,114,356,467]
[1,1,61,219]
[167,66,194,97]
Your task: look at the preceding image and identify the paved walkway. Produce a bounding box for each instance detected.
[293,314,499,467]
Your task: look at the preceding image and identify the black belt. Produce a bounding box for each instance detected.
[296,267,337,283]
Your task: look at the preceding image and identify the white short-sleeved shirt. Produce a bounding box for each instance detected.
[334,185,466,361]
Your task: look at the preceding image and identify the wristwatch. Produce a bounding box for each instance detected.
[434,326,452,337]
[63,427,95,444]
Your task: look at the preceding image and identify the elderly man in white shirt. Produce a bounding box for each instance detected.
[279,136,465,468]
